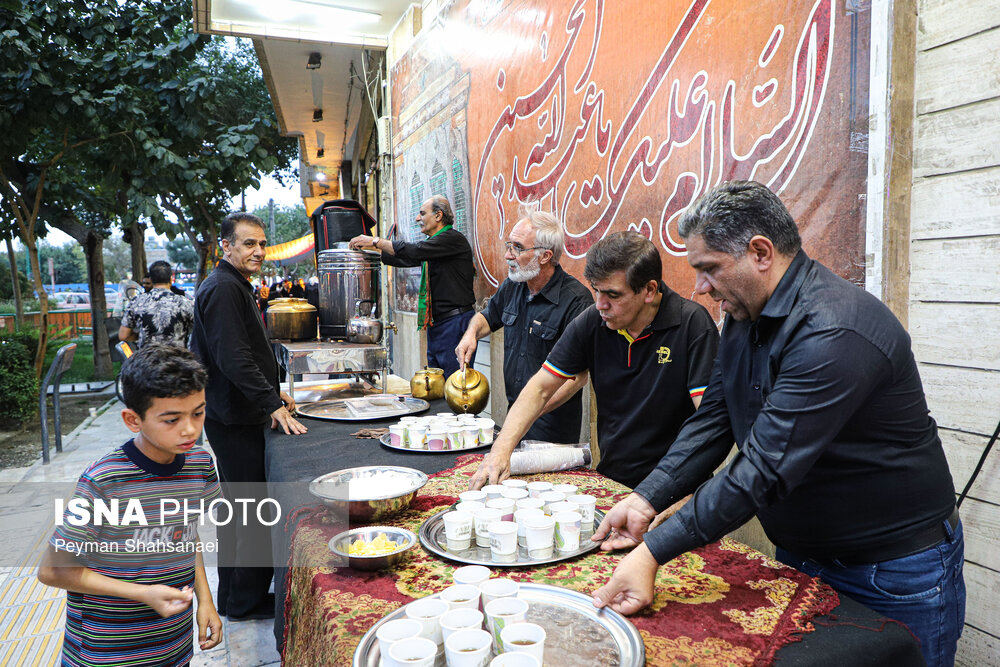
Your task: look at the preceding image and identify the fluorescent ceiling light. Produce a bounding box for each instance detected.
[295,2,381,23]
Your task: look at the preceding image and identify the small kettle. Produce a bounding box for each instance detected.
[444,367,490,414]
[410,366,445,400]
[346,299,383,344]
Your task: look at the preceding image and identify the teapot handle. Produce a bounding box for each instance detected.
[354,299,376,316]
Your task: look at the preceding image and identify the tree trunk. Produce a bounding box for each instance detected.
[126,221,147,281]
[3,232,24,327]
[25,236,48,377]
[48,214,112,378]
[84,232,112,378]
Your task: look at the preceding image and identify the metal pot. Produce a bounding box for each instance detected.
[317,248,381,340]
[266,298,317,341]
[410,366,445,400]
[444,368,490,414]
[346,299,383,344]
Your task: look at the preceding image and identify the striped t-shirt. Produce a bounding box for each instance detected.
[51,440,221,667]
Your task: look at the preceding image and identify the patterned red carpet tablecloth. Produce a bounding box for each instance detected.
[282,455,838,666]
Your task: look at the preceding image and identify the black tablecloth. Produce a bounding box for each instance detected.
[263,401,924,665]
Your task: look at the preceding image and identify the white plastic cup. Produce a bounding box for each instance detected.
[448,424,465,449]
[490,653,540,667]
[526,481,552,498]
[514,508,544,547]
[539,491,566,514]
[388,424,407,448]
[484,598,529,653]
[567,494,597,527]
[476,418,495,444]
[500,479,528,490]
[552,483,578,497]
[375,618,423,667]
[524,515,556,559]
[486,497,515,521]
[475,508,504,548]
[499,487,529,502]
[452,565,491,588]
[455,501,486,517]
[404,597,449,645]
[500,622,546,664]
[478,577,519,607]
[443,511,474,551]
[400,416,421,424]
[547,501,576,516]
[427,426,447,451]
[488,521,518,563]
[440,607,485,644]
[463,425,480,448]
[387,636,437,666]
[459,490,488,505]
[482,484,505,500]
[514,497,545,512]
[440,584,481,612]
[408,424,427,450]
[553,510,582,552]
[444,628,493,667]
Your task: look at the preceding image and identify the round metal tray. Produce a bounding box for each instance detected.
[378,432,494,454]
[419,508,605,567]
[296,396,429,421]
[352,582,643,667]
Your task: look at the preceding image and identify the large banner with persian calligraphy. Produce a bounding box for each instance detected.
[390,0,870,317]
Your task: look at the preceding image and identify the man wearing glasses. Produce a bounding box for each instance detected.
[469,231,719,491]
[456,204,594,444]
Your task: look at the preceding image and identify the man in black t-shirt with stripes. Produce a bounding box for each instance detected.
[470,232,719,490]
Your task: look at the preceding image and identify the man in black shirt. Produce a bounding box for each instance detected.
[455,205,593,444]
[469,232,718,490]
[592,181,964,667]
[350,195,475,377]
[191,212,307,621]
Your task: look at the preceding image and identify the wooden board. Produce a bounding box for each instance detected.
[910,302,1000,371]
[910,166,1000,240]
[964,562,1000,639]
[915,27,1000,114]
[913,97,1000,178]
[941,428,1000,506]
[920,364,1000,435]
[910,237,1000,303]
[956,624,1000,667]
[960,498,1000,573]
[917,0,1000,51]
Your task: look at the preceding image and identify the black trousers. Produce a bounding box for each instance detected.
[204,417,274,617]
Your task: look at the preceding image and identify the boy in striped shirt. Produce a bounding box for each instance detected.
[39,344,223,667]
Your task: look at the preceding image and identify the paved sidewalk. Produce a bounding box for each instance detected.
[0,393,280,667]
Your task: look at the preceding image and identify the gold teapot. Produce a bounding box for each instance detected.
[444,367,490,414]
[410,367,445,400]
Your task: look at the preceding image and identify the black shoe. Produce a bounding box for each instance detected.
[228,593,275,622]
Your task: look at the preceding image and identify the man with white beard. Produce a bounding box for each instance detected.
[456,204,593,443]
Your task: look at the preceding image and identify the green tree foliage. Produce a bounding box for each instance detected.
[101,236,133,283]
[0,338,39,427]
[165,236,198,270]
[34,242,87,283]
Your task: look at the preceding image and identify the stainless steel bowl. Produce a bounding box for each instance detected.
[329,525,417,571]
[309,466,429,522]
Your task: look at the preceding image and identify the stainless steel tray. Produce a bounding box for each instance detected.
[419,508,605,567]
[352,582,643,667]
[297,397,429,421]
[378,432,494,454]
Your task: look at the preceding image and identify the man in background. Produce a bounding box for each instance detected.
[349,195,475,378]
[456,204,593,444]
[191,212,307,621]
[119,260,194,348]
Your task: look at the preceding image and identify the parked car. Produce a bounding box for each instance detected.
[57,292,91,311]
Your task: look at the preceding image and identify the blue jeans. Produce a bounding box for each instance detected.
[777,519,965,667]
[427,309,475,378]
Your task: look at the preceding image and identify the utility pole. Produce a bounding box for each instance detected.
[268,198,276,240]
